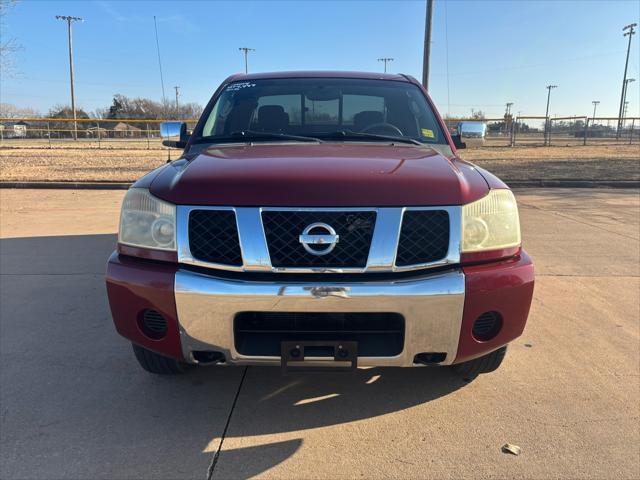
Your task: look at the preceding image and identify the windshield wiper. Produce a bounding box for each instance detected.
[321,130,423,146]
[194,131,323,144]
[230,130,323,142]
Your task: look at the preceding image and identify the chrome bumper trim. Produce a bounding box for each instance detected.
[174,268,465,367]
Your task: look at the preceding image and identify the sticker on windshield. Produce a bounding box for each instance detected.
[421,128,435,138]
[226,82,256,91]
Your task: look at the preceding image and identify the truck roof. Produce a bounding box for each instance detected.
[225,70,413,83]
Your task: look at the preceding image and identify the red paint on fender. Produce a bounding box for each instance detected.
[105,252,183,360]
[455,251,535,364]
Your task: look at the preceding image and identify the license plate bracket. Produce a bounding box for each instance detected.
[281,340,358,373]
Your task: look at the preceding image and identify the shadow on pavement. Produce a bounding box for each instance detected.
[0,234,469,480]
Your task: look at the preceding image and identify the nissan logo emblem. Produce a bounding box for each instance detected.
[298,222,340,256]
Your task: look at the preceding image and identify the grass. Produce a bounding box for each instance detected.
[459,144,640,182]
[0,141,638,183]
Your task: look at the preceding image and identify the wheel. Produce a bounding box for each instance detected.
[453,346,507,378]
[132,343,190,375]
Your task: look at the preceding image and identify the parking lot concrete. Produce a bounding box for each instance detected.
[1,188,639,480]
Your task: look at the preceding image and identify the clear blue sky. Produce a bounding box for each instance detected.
[1,0,638,118]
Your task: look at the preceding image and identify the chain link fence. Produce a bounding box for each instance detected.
[0,118,198,149]
[1,116,637,149]
[445,116,638,147]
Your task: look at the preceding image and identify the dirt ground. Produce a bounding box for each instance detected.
[0,143,638,182]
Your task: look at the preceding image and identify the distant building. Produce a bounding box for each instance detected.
[0,120,29,138]
[112,122,142,138]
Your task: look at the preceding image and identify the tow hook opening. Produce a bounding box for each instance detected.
[414,352,447,365]
[192,351,226,365]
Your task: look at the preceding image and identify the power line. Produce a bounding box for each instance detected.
[377,57,394,73]
[239,47,255,74]
[55,15,82,141]
[617,23,636,137]
[153,16,166,106]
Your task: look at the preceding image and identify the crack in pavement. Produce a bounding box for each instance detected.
[206,366,248,480]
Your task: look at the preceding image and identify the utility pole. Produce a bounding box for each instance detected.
[591,100,600,119]
[544,84,557,146]
[173,86,180,111]
[377,57,394,73]
[617,23,636,137]
[239,47,255,74]
[422,0,433,90]
[55,15,82,141]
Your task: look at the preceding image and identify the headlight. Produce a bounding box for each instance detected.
[461,189,520,252]
[119,188,176,251]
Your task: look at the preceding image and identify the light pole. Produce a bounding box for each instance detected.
[617,23,636,137]
[544,84,557,145]
[422,0,434,89]
[55,15,83,140]
[239,47,255,74]
[591,100,600,119]
[377,57,394,73]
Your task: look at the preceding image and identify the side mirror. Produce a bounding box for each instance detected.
[458,121,486,148]
[161,122,189,148]
[452,134,466,150]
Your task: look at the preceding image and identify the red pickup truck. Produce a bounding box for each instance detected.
[106,71,534,377]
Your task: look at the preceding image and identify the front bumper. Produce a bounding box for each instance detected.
[106,252,534,367]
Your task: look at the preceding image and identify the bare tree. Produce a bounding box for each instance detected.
[0,102,40,118]
[0,0,21,76]
[104,94,202,121]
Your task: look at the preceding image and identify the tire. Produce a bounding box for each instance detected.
[132,343,189,375]
[453,346,507,378]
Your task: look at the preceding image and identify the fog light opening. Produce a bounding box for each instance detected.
[137,309,167,340]
[414,352,447,365]
[192,351,226,365]
[472,311,503,341]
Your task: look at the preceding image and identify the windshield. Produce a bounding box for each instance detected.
[194,78,447,145]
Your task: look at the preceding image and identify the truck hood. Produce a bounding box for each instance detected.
[149,143,489,206]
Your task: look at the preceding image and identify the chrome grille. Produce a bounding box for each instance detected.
[178,206,460,272]
[396,210,450,266]
[262,211,376,268]
[188,210,243,266]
